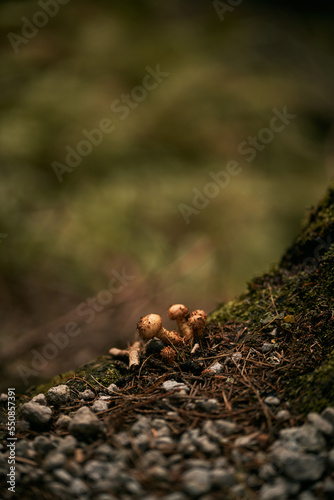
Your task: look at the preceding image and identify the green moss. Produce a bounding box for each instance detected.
[209,185,334,414]
[288,349,334,413]
[28,356,121,397]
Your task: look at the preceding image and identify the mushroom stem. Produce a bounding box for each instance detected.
[109,347,129,358]
[168,304,191,338]
[109,341,141,369]
[128,341,141,369]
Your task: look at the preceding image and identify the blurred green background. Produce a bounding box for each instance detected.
[0,0,334,390]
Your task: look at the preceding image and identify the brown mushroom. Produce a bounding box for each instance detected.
[137,314,183,346]
[186,309,208,341]
[161,346,176,365]
[168,304,192,338]
[188,314,206,339]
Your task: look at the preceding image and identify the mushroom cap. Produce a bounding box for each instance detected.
[189,309,207,321]
[137,314,162,340]
[188,315,206,329]
[168,304,189,320]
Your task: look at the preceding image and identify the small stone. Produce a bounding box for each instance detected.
[131,416,152,435]
[78,389,95,400]
[46,385,71,406]
[205,361,224,374]
[162,380,189,392]
[277,410,291,421]
[215,419,239,435]
[264,396,281,406]
[270,446,326,481]
[260,482,288,500]
[235,435,257,448]
[21,402,52,427]
[55,414,71,428]
[307,412,334,435]
[107,384,119,394]
[91,399,109,412]
[197,399,219,412]
[321,407,334,426]
[83,460,110,481]
[0,393,8,403]
[259,463,277,481]
[16,440,34,457]
[197,435,220,456]
[47,482,68,497]
[68,406,106,441]
[53,468,72,484]
[211,468,236,488]
[279,423,326,452]
[147,465,169,481]
[298,492,316,500]
[69,478,90,496]
[182,468,211,496]
[94,444,115,460]
[161,494,187,500]
[213,457,229,469]
[33,435,56,454]
[323,477,334,495]
[31,393,46,405]
[125,478,143,495]
[186,459,211,470]
[232,352,242,362]
[95,494,118,500]
[43,451,66,471]
[57,435,77,455]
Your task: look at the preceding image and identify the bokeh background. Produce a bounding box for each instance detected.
[1,0,334,391]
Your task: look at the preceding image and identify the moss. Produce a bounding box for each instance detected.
[209,185,334,414]
[288,348,334,413]
[28,356,121,397]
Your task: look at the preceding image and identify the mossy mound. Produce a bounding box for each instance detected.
[210,185,334,414]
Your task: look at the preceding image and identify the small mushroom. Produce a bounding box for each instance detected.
[161,346,176,365]
[137,314,183,346]
[168,304,191,338]
[189,309,207,321]
[186,309,208,341]
[188,315,206,339]
[109,341,141,370]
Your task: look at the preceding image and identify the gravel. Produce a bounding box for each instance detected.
[2,384,334,500]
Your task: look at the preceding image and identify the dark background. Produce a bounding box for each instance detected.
[0,0,333,391]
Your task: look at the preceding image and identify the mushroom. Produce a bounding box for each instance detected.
[168,304,191,338]
[188,315,206,339]
[189,309,207,321]
[161,346,176,365]
[186,309,208,341]
[137,314,183,346]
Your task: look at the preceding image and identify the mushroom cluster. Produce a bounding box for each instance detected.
[109,303,207,369]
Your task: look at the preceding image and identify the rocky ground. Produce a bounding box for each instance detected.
[0,380,334,500]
